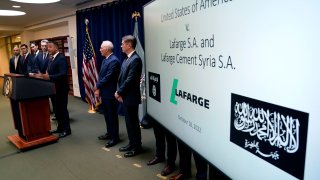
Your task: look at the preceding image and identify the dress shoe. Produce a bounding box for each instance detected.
[98,133,111,140]
[59,130,71,138]
[147,156,165,165]
[124,147,142,157]
[161,164,175,176]
[169,172,191,180]
[105,139,119,148]
[119,144,134,152]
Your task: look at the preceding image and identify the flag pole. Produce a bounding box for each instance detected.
[83,18,101,114]
[85,18,89,32]
[132,11,150,128]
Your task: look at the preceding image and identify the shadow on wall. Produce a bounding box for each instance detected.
[0,76,3,93]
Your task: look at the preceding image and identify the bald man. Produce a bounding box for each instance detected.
[9,46,23,74]
[95,40,121,148]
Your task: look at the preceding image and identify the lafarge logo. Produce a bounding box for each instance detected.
[170,78,210,109]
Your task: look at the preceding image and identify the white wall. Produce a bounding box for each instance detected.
[22,14,80,97]
[33,25,68,40]
[0,38,9,76]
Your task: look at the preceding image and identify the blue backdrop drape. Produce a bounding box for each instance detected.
[76,0,151,102]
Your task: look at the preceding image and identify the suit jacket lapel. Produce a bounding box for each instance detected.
[119,52,136,82]
[100,57,107,76]
[47,54,57,72]
[122,52,135,70]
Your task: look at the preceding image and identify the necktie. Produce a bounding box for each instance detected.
[23,54,26,63]
[43,53,47,60]
[14,56,18,70]
[47,56,54,72]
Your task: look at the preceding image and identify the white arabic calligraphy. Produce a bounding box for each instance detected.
[234,102,300,153]
[245,140,279,160]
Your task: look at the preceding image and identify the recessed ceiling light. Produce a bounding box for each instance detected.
[0,10,26,16]
[10,0,60,4]
[12,5,21,8]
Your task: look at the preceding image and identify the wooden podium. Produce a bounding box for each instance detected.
[3,73,59,150]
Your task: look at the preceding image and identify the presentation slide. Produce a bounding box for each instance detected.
[144,0,320,179]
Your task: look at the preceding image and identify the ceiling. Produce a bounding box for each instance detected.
[0,0,112,37]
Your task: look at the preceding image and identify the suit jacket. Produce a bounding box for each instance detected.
[32,50,40,59]
[96,54,121,99]
[9,55,23,74]
[47,53,69,94]
[21,53,34,75]
[33,51,50,73]
[117,51,142,106]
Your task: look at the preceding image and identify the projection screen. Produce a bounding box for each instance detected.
[144,0,320,179]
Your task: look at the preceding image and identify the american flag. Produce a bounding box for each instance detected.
[82,26,101,111]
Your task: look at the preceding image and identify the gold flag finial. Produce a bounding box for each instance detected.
[85,18,89,32]
[132,11,140,22]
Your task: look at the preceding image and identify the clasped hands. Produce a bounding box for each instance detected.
[93,87,122,103]
[94,86,100,98]
[114,91,123,103]
[28,72,50,80]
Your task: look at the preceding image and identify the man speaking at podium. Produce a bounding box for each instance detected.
[30,41,71,138]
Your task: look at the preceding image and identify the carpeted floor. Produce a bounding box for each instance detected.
[0,90,192,180]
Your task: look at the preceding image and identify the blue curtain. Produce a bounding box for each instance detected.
[76,0,151,101]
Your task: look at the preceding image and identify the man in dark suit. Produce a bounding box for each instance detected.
[20,44,34,75]
[30,42,40,58]
[94,40,121,147]
[9,46,24,139]
[115,35,143,157]
[32,41,71,138]
[33,40,50,73]
[9,46,23,74]
[32,39,56,121]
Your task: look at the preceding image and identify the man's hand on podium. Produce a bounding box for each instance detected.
[28,72,50,80]
[41,72,50,80]
[28,73,37,77]
[28,73,43,79]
